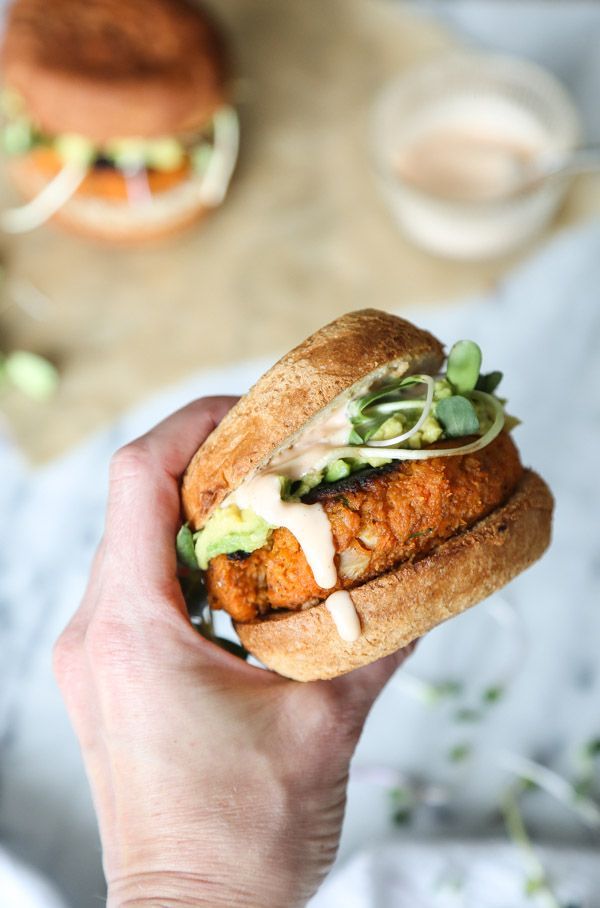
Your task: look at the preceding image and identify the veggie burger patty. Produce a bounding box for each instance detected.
[206,431,523,621]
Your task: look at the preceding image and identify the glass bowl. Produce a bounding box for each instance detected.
[371,53,581,260]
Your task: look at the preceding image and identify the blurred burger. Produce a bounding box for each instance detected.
[0,0,238,242]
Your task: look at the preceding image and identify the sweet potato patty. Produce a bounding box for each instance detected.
[24,148,192,200]
[205,432,523,621]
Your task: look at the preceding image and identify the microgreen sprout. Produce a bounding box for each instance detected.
[498,751,600,829]
[502,786,562,908]
[448,743,472,764]
[482,685,505,706]
[436,395,480,438]
[454,708,483,724]
[340,389,505,464]
[393,674,464,706]
[390,786,414,826]
[446,340,482,394]
[583,738,600,759]
[476,370,503,394]
[0,350,59,400]
[367,375,435,448]
[572,737,600,802]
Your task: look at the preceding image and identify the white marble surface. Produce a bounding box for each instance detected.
[310,841,600,908]
[2,218,600,906]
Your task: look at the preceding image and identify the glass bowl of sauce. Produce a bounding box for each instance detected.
[372,53,581,260]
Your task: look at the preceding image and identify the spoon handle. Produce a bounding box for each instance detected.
[551,145,600,178]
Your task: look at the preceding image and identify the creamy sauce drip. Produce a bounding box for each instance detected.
[270,403,352,480]
[229,473,337,590]
[325,591,361,642]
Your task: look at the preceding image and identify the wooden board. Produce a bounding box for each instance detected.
[0,0,594,461]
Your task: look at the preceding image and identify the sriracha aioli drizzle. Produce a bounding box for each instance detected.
[325,591,361,642]
[223,401,367,637]
[229,473,337,590]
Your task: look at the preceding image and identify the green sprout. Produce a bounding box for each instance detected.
[0,350,59,400]
[482,685,505,705]
[436,395,480,438]
[448,743,472,764]
[502,787,562,908]
[446,340,482,394]
[454,708,483,724]
[390,787,414,826]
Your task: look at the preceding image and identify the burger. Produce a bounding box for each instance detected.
[0,0,237,243]
[179,310,553,681]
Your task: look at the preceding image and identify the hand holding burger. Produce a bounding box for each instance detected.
[54,397,416,908]
[54,312,553,904]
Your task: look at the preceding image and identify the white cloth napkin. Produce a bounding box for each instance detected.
[0,847,67,908]
[309,840,600,908]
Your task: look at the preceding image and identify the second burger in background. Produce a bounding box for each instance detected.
[0,0,238,243]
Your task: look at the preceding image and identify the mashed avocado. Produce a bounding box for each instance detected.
[190,450,398,567]
[0,91,212,174]
[194,505,273,570]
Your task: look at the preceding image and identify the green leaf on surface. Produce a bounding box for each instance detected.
[519,776,539,793]
[432,680,463,700]
[584,738,600,758]
[573,778,593,800]
[454,708,482,724]
[448,743,472,764]
[176,524,199,570]
[390,787,413,825]
[524,876,545,896]
[436,395,480,438]
[4,350,59,400]
[392,807,412,826]
[482,685,505,705]
[446,340,482,393]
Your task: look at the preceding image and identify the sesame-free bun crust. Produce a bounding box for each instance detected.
[1,0,228,142]
[182,310,445,529]
[235,470,553,681]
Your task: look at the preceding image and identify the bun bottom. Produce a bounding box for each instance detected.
[235,470,554,681]
[7,157,214,244]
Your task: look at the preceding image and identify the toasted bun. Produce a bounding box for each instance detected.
[182,310,445,529]
[235,470,554,681]
[7,155,211,244]
[1,0,228,141]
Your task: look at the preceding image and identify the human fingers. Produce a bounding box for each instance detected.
[100,396,237,613]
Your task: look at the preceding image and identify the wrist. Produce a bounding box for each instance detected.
[107,862,315,908]
[106,872,234,908]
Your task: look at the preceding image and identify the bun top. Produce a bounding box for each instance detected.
[1,0,229,142]
[182,309,445,530]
